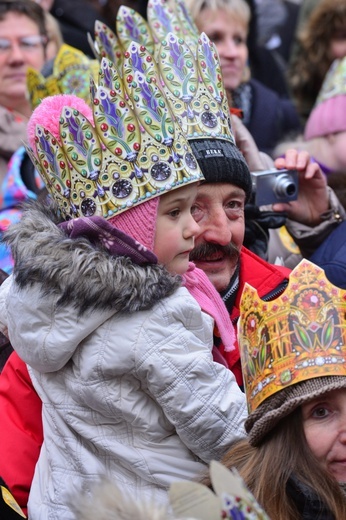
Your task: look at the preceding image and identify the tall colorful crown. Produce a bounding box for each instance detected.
[92,0,236,144]
[238,260,346,413]
[27,44,99,109]
[26,50,204,220]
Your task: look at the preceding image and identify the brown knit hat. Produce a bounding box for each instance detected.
[245,375,346,447]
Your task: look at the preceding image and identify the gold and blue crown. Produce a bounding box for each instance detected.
[26,44,100,109]
[238,259,346,413]
[92,0,236,145]
[26,51,204,221]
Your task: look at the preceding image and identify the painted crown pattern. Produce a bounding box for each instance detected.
[26,53,204,220]
[27,44,100,109]
[238,260,346,413]
[315,56,346,105]
[92,0,236,144]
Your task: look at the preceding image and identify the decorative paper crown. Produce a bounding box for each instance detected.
[92,0,236,145]
[238,259,346,414]
[26,51,204,220]
[27,44,99,109]
[315,56,346,106]
[169,460,270,519]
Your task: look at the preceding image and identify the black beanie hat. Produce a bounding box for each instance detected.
[189,138,252,202]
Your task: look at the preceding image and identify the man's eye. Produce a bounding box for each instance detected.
[191,205,204,222]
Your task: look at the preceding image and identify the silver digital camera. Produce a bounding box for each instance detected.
[250,169,299,206]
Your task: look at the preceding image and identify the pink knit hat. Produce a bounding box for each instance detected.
[108,198,159,251]
[304,57,346,140]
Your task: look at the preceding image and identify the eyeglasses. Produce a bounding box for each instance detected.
[0,35,46,53]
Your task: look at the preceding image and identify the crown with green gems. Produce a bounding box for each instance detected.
[91,0,236,144]
[238,259,346,414]
[26,51,204,220]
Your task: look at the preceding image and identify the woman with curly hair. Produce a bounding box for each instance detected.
[289,0,346,124]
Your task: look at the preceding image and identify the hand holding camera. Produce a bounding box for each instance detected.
[250,169,299,207]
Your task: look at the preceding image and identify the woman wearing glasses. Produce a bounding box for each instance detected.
[0,0,47,183]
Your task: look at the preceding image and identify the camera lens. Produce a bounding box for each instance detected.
[274,174,297,198]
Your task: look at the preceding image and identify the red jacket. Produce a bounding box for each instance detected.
[0,352,42,516]
[0,247,290,513]
[218,247,290,385]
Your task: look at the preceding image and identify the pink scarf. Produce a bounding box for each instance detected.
[183,262,235,352]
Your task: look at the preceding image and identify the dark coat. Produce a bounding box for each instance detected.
[286,476,335,520]
[310,220,346,289]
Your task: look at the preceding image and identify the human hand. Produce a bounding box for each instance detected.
[272,149,328,226]
[231,115,267,171]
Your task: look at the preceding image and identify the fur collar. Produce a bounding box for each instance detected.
[3,202,180,314]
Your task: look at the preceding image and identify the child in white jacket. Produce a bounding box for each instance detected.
[0,79,248,519]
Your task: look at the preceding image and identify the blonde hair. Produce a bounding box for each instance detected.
[44,12,63,61]
[185,0,251,27]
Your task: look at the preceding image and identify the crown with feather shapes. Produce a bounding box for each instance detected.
[315,56,346,105]
[169,461,270,519]
[238,259,346,414]
[26,53,204,221]
[27,44,100,110]
[92,0,235,144]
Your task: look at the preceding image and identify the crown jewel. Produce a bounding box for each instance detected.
[238,260,346,413]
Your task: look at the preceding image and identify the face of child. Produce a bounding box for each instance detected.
[302,388,346,482]
[154,183,200,275]
[194,9,248,91]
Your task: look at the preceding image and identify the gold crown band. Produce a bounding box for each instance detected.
[238,260,346,413]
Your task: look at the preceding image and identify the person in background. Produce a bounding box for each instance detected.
[44,10,62,60]
[0,0,47,183]
[275,57,346,178]
[0,41,98,275]
[289,0,346,125]
[186,0,301,155]
[203,259,346,519]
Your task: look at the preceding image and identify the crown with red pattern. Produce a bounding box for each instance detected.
[238,260,346,413]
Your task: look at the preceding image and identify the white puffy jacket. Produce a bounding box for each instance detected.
[1,204,247,520]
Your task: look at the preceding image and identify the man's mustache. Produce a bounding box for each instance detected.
[189,242,240,263]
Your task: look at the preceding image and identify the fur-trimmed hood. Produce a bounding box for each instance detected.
[3,201,180,315]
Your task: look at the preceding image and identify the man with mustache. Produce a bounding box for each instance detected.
[188,141,343,385]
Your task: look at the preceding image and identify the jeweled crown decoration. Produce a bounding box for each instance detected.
[92,0,236,144]
[238,260,346,413]
[315,56,346,105]
[27,44,100,109]
[169,461,270,520]
[26,52,204,221]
